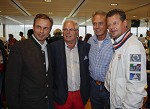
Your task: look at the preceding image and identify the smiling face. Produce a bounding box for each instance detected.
[107,14,128,39]
[33,18,52,44]
[62,20,78,44]
[92,14,107,40]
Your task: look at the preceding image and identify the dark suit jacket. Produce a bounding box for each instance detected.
[47,35,63,43]
[50,39,90,105]
[5,36,54,109]
[0,39,7,72]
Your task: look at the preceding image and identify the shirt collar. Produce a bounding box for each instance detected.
[65,40,78,50]
[32,35,47,50]
[93,32,111,43]
[114,31,127,43]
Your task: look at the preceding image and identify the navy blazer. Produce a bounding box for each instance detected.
[50,39,90,105]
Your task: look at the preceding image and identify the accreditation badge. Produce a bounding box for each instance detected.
[129,73,141,81]
[130,63,141,71]
[130,54,141,62]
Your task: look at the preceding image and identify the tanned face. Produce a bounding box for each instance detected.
[92,14,107,40]
[107,14,127,39]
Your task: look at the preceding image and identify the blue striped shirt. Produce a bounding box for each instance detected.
[88,33,114,82]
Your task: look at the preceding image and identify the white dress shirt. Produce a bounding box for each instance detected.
[65,42,80,91]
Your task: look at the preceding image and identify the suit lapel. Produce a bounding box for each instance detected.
[78,40,84,62]
[60,40,67,65]
[30,36,41,49]
[60,40,68,77]
[77,41,85,78]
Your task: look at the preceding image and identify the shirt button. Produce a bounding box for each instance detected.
[47,84,49,87]
[44,62,46,65]
[46,74,48,76]
[45,96,48,98]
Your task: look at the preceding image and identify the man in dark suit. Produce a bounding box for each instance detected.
[5,14,54,109]
[50,19,90,109]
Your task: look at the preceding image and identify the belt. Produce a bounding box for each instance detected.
[95,80,104,85]
[91,77,104,86]
[69,90,80,93]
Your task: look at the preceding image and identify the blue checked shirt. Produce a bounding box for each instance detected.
[88,33,114,82]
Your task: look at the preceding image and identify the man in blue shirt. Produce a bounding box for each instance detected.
[88,11,114,109]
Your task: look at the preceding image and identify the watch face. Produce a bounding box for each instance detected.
[130,54,141,62]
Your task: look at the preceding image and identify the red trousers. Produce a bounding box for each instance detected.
[54,90,84,109]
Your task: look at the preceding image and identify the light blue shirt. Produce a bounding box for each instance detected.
[88,33,114,82]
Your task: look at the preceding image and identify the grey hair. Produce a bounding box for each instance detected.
[92,10,107,21]
[63,19,79,30]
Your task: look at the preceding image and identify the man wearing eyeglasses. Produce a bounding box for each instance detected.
[50,19,90,109]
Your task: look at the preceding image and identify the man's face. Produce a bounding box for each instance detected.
[92,14,107,40]
[107,14,127,39]
[63,21,78,43]
[33,18,51,44]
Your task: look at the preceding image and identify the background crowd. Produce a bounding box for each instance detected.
[0,9,149,109]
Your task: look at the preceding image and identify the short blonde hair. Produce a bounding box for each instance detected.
[53,29,62,36]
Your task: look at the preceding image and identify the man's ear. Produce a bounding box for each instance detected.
[123,19,128,28]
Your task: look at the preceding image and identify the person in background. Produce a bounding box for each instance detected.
[53,28,62,36]
[138,34,146,47]
[147,31,150,54]
[47,28,63,43]
[88,10,114,109]
[105,9,147,109]
[19,31,26,41]
[5,14,54,109]
[84,33,92,42]
[7,34,18,49]
[27,29,33,39]
[0,39,7,109]
[78,36,83,41]
[145,30,150,108]
[50,19,90,109]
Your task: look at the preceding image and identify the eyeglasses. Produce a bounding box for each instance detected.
[63,28,77,32]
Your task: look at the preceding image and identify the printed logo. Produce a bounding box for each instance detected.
[129,73,141,81]
[118,54,121,60]
[130,63,141,71]
[130,54,141,62]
